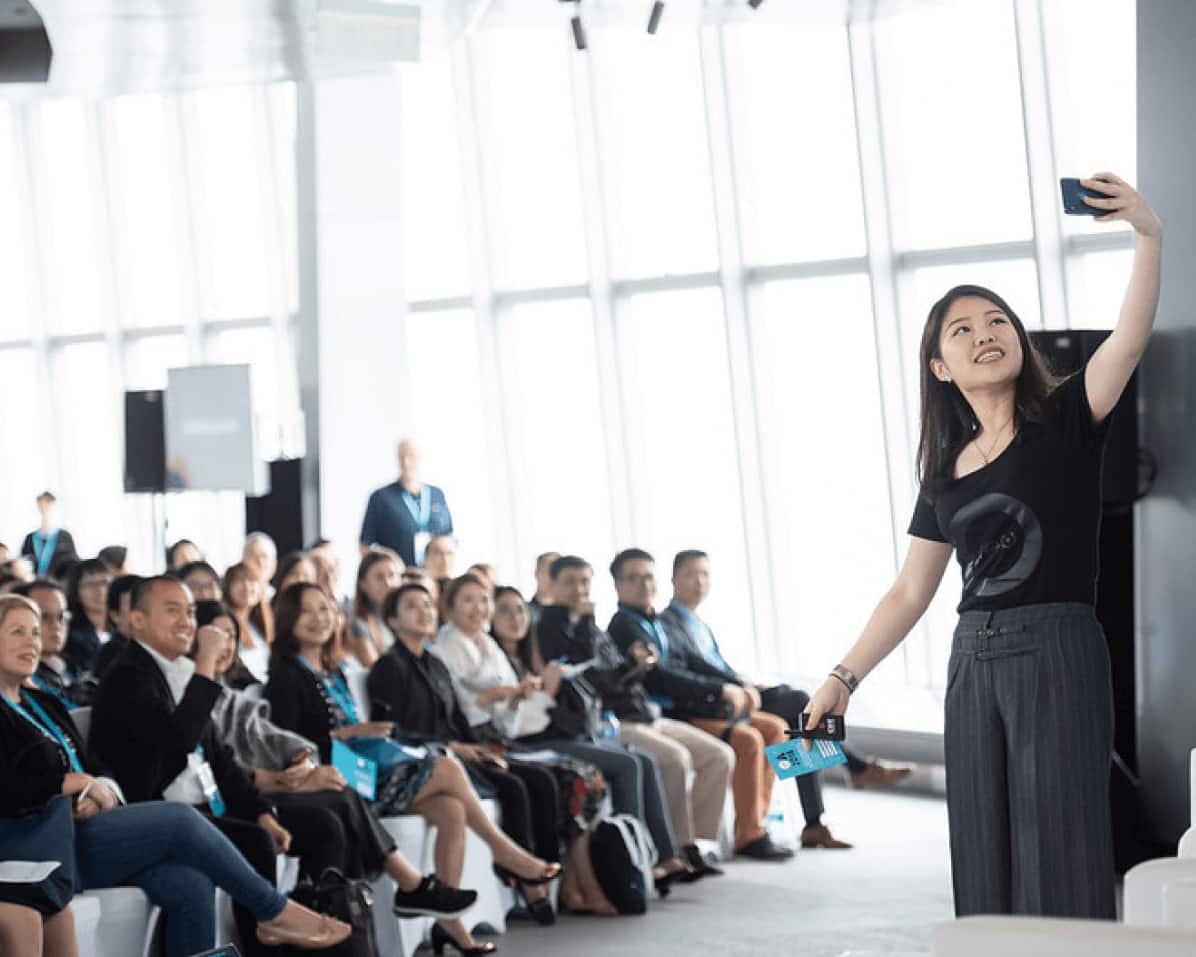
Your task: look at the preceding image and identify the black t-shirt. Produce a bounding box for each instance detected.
[908,366,1112,613]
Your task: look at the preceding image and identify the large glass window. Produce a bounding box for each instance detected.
[190,86,270,319]
[498,298,616,609]
[0,105,32,343]
[400,55,472,302]
[723,22,866,266]
[874,0,1033,250]
[40,100,107,335]
[0,348,49,543]
[591,28,719,279]
[111,95,184,328]
[404,310,499,568]
[1067,248,1134,331]
[750,274,901,679]
[473,28,587,290]
[617,288,755,667]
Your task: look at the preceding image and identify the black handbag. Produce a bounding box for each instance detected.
[0,794,79,915]
[288,867,377,957]
[548,675,602,741]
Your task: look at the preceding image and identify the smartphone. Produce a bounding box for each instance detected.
[1060,177,1112,216]
[789,713,846,741]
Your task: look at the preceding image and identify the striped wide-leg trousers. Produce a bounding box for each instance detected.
[944,602,1116,919]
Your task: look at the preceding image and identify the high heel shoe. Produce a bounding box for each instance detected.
[492,860,561,887]
[255,901,352,949]
[431,923,498,955]
[512,884,556,926]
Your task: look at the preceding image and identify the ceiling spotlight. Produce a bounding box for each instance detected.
[748,0,764,8]
[647,0,665,34]
[571,14,587,50]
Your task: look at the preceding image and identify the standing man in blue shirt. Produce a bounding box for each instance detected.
[359,438,454,567]
[20,491,79,580]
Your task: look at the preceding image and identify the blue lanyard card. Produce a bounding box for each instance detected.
[333,739,377,801]
[765,738,847,780]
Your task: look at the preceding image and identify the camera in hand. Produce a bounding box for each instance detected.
[789,713,846,741]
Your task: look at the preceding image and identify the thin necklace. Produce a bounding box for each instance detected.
[976,416,1017,464]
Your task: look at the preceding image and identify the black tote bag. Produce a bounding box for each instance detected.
[0,794,79,914]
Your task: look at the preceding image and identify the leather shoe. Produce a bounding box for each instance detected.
[256,900,352,949]
[850,761,913,790]
[800,823,852,849]
[735,834,795,861]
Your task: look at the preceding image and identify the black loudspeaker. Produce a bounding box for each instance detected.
[124,391,167,493]
[0,17,52,84]
[244,459,304,557]
[1030,330,1151,871]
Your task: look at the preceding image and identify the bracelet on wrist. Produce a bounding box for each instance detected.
[829,664,860,694]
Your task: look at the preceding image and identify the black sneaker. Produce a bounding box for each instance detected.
[736,834,795,861]
[393,875,478,918]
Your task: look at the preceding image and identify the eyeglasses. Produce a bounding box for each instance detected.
[620,573,655,585]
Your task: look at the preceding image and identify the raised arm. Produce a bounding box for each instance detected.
[1080,172,1163,423]
[805,536,955,728]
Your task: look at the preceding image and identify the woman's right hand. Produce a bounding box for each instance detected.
[62,772,96,797]
[804,677,852,743]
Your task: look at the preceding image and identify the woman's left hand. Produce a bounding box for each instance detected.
[257,813,293,854]
[1082,173,1162,237]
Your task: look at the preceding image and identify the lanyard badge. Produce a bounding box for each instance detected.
[191,744,226,817]
[4,692,84,773]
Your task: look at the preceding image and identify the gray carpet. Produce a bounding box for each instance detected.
[497,786,953,957]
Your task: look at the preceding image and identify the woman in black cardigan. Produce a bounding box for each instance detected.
[266,583,560,954]
[0,594,350,956]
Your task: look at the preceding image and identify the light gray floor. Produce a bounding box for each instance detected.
[494,786,954,957]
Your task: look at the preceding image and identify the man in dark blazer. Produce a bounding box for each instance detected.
[91,576,291,957]
[20,491,79,580]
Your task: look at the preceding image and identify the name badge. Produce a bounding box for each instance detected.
[764,739,848,781]
[333,739,378,801]
[189,751,226,817]
[413,531,432,565]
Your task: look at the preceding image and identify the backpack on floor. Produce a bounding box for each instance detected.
[287,867,378,957]
[587,814,656,916]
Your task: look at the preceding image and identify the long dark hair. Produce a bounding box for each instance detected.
[353,550,402,622]
[915,285,1059,500]
[271,581,335,671]
[193,599,257,689]
[66,558,111,631]
[490,585,539,675]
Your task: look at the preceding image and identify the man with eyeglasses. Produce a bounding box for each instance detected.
[13,578,95,708]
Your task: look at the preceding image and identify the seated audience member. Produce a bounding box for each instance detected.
[92,573,142,678]
[2,557,35,583]
[274,583,551,953]
[179,561,222,602]
[0,573,21,595]
[0,593,350,955]
[22,492,79,580]
[0,900,75,957]
[610,550,816,857]
[196,599,476,919]
[62,559,113,676]
[401,566,439,600]
[492,582,697,893]
[348,550,403,667]
[224,562,272,683]
[422,534,457,581]
[308,539,344,601]
[535,555,733,876]
[243,532,279,591]
[14,580,93,709]
[660,551,910,802]
[370,587,563,908]
[165,538,203,571]
[194,600,257,690]
[528,552,559,618]
[97,545,130,576]
[90,576,306,957]
[273,551,319,596]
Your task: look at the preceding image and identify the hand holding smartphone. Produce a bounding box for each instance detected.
[1060,177,1113,216]
[789,713,847,741]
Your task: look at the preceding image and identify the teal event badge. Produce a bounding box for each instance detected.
[765,739,847,780]
[333,739,378,800]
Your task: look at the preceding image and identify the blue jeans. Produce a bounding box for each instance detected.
[76,802,286,957]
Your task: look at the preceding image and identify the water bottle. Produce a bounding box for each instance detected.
[766,810,786,844]
[600,710,621,742]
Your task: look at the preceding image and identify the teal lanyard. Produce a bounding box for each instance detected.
[3,691,84,773]
[32,529,60,577]
[298,658,360,726]
[627,609,669,663]
[401,486,431,531]
[31,674,78,712]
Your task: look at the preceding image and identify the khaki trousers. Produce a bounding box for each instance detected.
[690,710,788,849]
[619,717,734,846]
